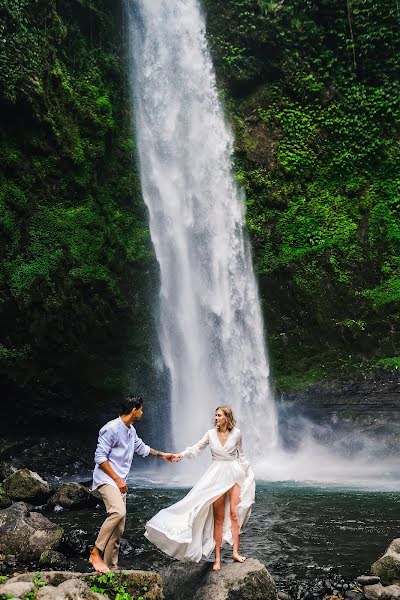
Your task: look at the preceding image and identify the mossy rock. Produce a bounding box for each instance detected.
[3,468,51,504]
[372,539,400,584]
[0,486,12,509]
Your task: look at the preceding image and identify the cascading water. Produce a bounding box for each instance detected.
[124,0,278,467]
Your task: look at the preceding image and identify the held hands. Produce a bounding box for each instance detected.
[160,453,183,462]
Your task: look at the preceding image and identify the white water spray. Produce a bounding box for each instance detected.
[124,0,277,464]
[124,0,400,488]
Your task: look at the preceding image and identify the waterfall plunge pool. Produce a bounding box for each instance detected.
[48,482,400,588]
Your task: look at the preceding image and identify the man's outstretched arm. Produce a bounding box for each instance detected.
[148,448,176,462]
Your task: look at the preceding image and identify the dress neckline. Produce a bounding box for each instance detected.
[215,427,233,448]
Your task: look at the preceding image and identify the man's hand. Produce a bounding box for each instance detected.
[160,452,175,462]
[172,454,183,462]
[114,476,128,494]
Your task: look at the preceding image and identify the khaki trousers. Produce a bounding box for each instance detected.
[95,484,127,570]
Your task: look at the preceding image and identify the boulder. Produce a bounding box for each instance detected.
[47,482,96,510]
[160,558,277,600]
[9,570,164,600]
[364,583,400,600]
[3,468,51,504]
[372,540,400,585]
[82,570,164,600]
[0,580,35,597]
[37,578,107,599]
[0,486,12,508]
[0,502,63,561]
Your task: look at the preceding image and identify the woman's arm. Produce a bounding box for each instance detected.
[175,431,210,460]
[237,431,251,473]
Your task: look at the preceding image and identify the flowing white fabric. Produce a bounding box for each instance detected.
[144,427,255,561]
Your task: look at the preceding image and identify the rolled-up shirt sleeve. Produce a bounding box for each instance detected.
[134,434,150,457]
[94,427,117,465]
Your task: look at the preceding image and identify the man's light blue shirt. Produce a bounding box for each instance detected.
[92,417,150,490]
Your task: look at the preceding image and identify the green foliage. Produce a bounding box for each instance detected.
[204,0,400,387]
[0,0,158,416]
[89,571,148,600]
[33,574,47,588]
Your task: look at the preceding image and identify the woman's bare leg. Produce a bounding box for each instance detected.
[213,493,226,571]
[229,484,246,563]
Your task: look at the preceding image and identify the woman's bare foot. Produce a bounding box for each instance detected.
[213,559,221,571]
[89,548,110,573]
[233,553,246,563]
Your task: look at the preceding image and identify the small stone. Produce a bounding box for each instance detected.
[39,549,66,567]
[278,592,293,600]
[345,592,364,600]
[358,577,381,586]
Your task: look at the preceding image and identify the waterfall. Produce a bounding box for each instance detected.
[124,0,278,466]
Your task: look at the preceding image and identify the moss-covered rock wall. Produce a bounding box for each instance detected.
[203,0,400,389]
[0,0,159,428]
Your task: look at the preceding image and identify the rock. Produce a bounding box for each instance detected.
[0,486,12,508]
[358,577,381,586]
[10,570,163,599]
[0,580,35,597]
[345,591,365,600]
[3,468,52,504]
[47,482,96,510]
[37,578,107,599]
[0,502,63,561]
[39,549,66,567]
[278,592,293,600]
[372,540,400,585]
[82,569,164,600]
[160,558,277,600]
[364,584,400,600]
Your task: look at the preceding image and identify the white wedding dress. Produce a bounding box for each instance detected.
[144,427,255,561]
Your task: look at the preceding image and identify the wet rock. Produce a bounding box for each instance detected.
[0,486,12,508]
[39,549,66,567]
[37,578,106,599]
[47,482,96,510]
[0,580,35,597]
[372,539,400,585]
[358,577,381,586]
[278,592,293,600]
[82,570,164,600]
[8,570,163,599]
[60,528,91,557]
[3,468,51,504]
[0,502,63,561]
[160,558,277,600]
[364,583,400,600]
[345,592,364,600]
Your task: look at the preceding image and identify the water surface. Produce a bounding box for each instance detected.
[50,482,400,585]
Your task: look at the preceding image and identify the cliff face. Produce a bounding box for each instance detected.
[0,0,160,428]
[203,0,400,390]
[1,0,399,428]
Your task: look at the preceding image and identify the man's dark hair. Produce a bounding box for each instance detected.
[120,395,144,415]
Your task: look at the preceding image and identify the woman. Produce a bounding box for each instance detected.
[145,406,255,571]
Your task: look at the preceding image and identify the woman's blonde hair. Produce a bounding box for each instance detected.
[215,406,236,431]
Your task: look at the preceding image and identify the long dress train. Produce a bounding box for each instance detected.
[144,427,255,561]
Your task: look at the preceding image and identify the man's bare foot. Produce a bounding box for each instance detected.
[89,551,110,573]
[233,554,246,563]
[213,560,221,571]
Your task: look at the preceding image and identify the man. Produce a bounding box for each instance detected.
[89,395,175,573]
